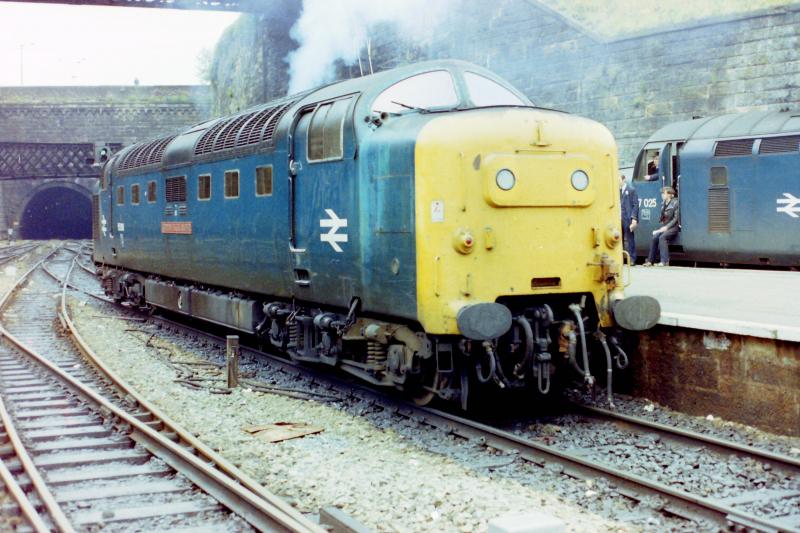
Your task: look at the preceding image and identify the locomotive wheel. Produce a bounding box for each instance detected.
[410,367,443,406]
[411,388,435,406]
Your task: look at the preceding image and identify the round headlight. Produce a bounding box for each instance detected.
[496,169,516,191]
[571,170,589,191]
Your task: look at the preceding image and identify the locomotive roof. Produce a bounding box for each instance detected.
[647,110,800,143]
[109,59,530,175]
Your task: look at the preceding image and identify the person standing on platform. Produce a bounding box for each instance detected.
[644,186,679,266]
[619,173,639,264]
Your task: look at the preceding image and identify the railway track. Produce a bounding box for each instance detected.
[116,310,800,532]
[0,242,40,267]
[64,244,799,532]
[0,247,324,532]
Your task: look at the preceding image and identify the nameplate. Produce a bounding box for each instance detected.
[161,221,192,235]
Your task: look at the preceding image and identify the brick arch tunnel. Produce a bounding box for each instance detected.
[19,185,92,239]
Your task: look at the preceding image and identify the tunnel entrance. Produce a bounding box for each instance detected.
[19,186,92,239]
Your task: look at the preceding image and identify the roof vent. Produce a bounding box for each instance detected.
[714,139,754,157]
[759,135,800,154]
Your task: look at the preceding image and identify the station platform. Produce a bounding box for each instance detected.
[625,266,800,343]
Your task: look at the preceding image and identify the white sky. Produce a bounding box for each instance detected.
[0,2,239,86]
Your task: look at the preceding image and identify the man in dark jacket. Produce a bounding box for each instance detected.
[620,174,639,263]
[644,186,679,266]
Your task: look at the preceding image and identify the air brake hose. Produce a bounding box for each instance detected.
[609,335,629,370]
[513,317,534,378]
[475,342,496,384]
[569,304,594,387]
[598,332,615,408]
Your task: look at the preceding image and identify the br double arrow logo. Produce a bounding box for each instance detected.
[320,209,348,252]
[777,193,800,218]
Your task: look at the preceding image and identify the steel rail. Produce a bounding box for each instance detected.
[415,406,798,533]
[142,312,784,530]
[0,247,78,533]
[144,313,797,532]
[73,254,797,532]
[0,396,59,533]
[568,402,800,471]
[55,256,325,533]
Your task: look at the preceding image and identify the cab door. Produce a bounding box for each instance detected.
[288,95,360,306]
[632,143,667,257]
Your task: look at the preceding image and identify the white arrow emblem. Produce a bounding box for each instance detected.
[320,209,348,252]
[777,193,800,218]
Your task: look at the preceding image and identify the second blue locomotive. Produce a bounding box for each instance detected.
[632,110,800,267]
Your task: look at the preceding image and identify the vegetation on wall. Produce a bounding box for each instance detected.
[546,0,800,38]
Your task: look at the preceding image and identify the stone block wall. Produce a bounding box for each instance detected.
[0,85,212,146]
[208,2,800,165]
[633,327,800,436]
[368,0,800,165]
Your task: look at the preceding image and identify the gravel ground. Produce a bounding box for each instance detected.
[60,255,800,533]
[0,241,51,296]
[66,299,638,532]
[566,389,800,459]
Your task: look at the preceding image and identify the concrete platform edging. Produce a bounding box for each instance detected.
[660,312,800,343]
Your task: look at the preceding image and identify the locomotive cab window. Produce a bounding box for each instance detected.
[116,186,124,205]
[307,97,351,162]
[198,174,211,200]
[463,72,526,107]
[372,70,458,115]
[147,180,157,203]
[256,166,273,196]
[635,145,665,182]
[131,184,140,205]
[165,176,187,203]
[224,170,239,198]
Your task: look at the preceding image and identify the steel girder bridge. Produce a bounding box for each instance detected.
[0,0,268,12]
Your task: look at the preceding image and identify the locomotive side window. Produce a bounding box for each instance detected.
[308,97,351,162]
[710,166,728,186]
[147,181,157,203]
[116,186,124,205]
[198,174,211,200]
[256,166,273,196]
[463,72,526,107]
[100,172,106,191]
[165,176,187,203]
[372,70,458,115]
[224,170,240,198]
[131,184,140,205]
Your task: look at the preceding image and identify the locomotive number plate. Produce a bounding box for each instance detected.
[161,221,193,235]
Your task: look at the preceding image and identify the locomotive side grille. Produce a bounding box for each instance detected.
[214,112,253,151]
[194,119,230,156]
[117,135,176,171]
[240,106,279,146]
[759,134,800,154]
[165,176,187,203]
[147,135,177,165]
[261,102,292,144]
[708,188,730,233]
[714,139,754,157]
[118,143,148,171]
[91,194,100,241]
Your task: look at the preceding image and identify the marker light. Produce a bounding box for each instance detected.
[496,169,516,191]
[571,170,589,191]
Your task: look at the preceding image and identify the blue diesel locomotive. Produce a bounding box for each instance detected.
[632,110,800,267]
[94,60,659,408]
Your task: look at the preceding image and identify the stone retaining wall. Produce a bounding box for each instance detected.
[633,327,799,436]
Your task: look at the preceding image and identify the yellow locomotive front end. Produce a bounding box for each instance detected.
[414,107,659,400]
